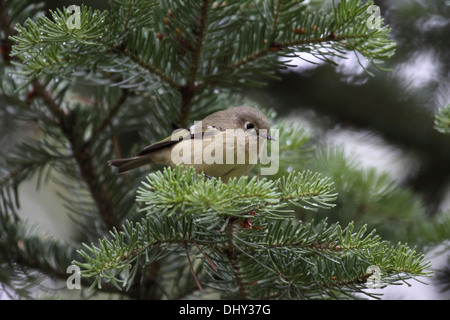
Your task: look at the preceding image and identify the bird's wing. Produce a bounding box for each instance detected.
[134,127,222,156]
[135,129,190,156]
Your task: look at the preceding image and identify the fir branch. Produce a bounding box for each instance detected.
[277,170,338,210]
[136,166,337,227]
[108,0,158,32]
[178,0,211,128]
[211,0,395,87]
[434,104,450,135]
[73,167,429,299]
[0,209,127,297]
[224,222,249,299]
[112,45,181,90]
[30,81,121,230]
[91,89,128,139]
[9,0,396,122]
[271,118,313,176]
[0,207,73,276]
[10,3,161,90]
[184,241,204,294]
[123,0,135,31]
[271,0,282,33]
[228,29,378,72]
[0,139,70,218]
[73,212,430,299]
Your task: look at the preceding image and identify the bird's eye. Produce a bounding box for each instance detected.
[245,123,254,130]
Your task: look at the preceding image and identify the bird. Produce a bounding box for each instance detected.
[108,106,272,181]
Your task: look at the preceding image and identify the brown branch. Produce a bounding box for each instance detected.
[272,0,282,33]
[185,241,204,294]
[0,165,30,188]
[186,0,210,87]
[224,222,249,299]
[192,237,217,272]
[92,90,128,138]
[228,33,369,72]
[32,81,119,230]
[325,271,376,287]
[123,0,134,31]
[115,46,181,90]
[178,0,210,128]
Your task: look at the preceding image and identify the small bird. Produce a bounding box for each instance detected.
[108,106,272,180]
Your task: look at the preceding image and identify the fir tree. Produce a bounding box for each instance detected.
[0,0,435,299]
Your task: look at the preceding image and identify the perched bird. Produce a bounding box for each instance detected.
[108,106,272,180]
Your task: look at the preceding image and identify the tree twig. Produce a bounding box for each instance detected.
[178,0,210,128]
[185,241,204,294]
[32,81,119,230]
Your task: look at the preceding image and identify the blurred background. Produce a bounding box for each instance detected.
[1,0,449,299]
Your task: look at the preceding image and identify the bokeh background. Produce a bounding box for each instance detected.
[2,0,449,299]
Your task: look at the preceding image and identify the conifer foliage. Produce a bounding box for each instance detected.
[1,0,430,299]
[435,104,450,136]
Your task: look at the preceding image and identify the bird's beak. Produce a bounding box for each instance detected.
[259,132,276,141]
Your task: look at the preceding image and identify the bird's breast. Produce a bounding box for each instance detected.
[166,130,261,179]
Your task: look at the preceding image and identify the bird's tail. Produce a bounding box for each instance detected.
[108,156,153,173]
